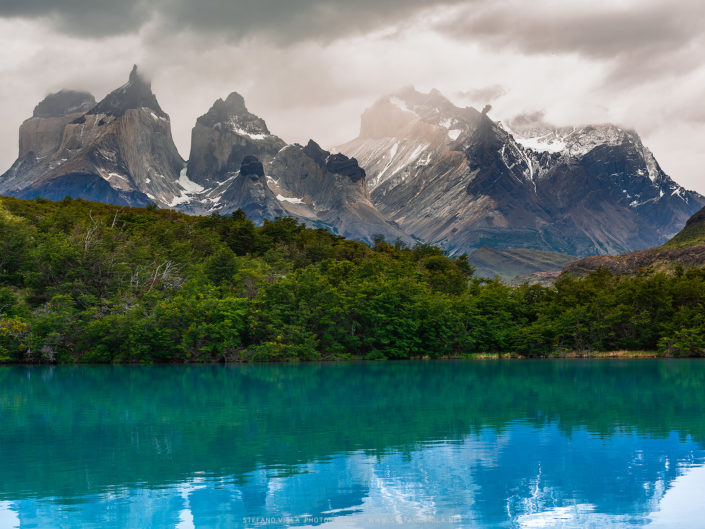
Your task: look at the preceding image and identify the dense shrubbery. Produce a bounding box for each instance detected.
[2,195,705,363]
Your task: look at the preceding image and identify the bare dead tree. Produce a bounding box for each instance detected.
[83,210,100,255]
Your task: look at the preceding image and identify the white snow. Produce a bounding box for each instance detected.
[178,167,204,193]
[168,195,190,207]
[107,172,127,181]
[141,108,166,121]
[372,142,401,187]
[406,143,427,165]
[448,129,462,141]
[641,146,660,182]
[516,135,566,153]
[439,118,453,129]
[389,142,399,160]
[167,167,205,207]
[276,194,304,204]
[228,120,267,140]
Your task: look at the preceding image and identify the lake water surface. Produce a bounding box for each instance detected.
[1,360,704,528]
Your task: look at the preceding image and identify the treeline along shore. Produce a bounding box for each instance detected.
[1,196,704,363]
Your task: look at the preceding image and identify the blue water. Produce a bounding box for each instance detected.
[1,360,704,528]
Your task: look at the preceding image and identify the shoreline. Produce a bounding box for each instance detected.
[1,350,694,366]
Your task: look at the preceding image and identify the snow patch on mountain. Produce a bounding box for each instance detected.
[228,120,268,140]
[178,167,204,194]
[515,134,566,154]
[276,194,304,205]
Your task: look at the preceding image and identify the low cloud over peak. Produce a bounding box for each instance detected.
[1,0,705,193]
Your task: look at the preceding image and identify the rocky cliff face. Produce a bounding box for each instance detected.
[208,155,288,223]
[1,91,96,196]
[0,66,186,207]
[186,92,286,188]
[267,140,409,243]
[181,94,408,243]
[338,88,705,256]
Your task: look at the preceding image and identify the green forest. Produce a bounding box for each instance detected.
[1,195,704,363]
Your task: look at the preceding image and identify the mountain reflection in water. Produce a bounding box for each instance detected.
[0,360,704,528]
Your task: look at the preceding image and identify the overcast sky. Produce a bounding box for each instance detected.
[1,0,704,192]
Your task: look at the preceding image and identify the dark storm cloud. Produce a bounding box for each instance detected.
[437,1,704,59]
[0,0,150,36]
[0,0,468,42]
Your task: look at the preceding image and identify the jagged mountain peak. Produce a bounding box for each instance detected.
[359,87,481,140]
[300,140,365,182]
[302,139,329,166]
[186,92,286,188]
[196,91,270,137]
[88,65,168,119]
[222,91,247,112]
[339,90,705,257]
[504,113,640,156]
[127,64,141,84]
[32,90,95,118]
[326,153,366,182]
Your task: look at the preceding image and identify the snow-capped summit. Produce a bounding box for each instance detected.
[338,88,705,256]
[196,92,271,139]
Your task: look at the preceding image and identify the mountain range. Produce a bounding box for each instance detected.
[338,88,704,257]
[1,66,703,262]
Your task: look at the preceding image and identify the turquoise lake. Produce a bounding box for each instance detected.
[1,360,705,528]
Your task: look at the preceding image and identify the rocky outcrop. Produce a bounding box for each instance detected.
[181,94,409,243]
[186,92,286,188]
[267,141,410,243]
[211,155,287,223]
[88,65,167,119]
[338,88,705,257]
[2,91,96,195]
[0,66,186,207]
